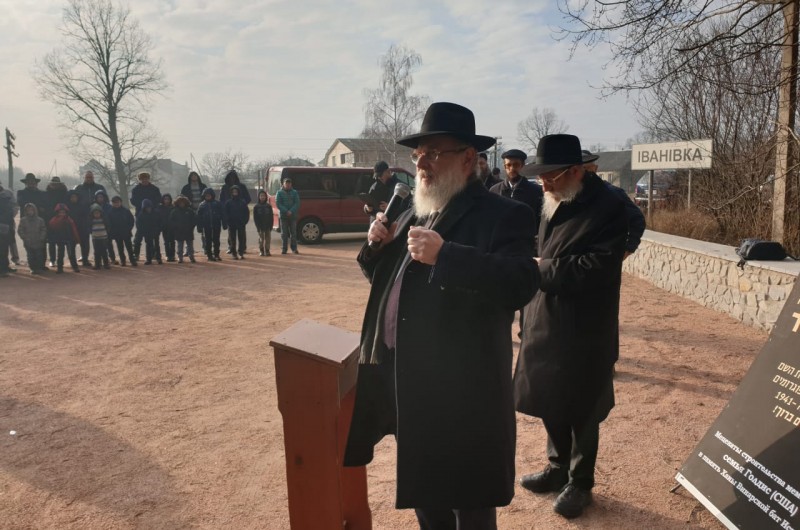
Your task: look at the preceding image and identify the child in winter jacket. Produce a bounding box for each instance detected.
[253,190,273,256]
[108,196,136,266]
[47,203,81,273]
[136,199,162,265]
[223,185,250,259]
[197,188,225,261]
[169,195,197,263]
[156,193,176,262]
[94,189,117,264]
[89,204,111,270]
[17,203,47,273]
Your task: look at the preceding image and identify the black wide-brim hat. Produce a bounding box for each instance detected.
[521,134,598,176]
[21,173,40,184]
[397,102,496,152]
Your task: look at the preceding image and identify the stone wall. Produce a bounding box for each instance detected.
[623,231,800,331]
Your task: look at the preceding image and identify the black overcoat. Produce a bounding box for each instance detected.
[344,180,540,509]
[514,173,627,425]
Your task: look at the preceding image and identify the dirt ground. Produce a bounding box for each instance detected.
[0,223,768,529]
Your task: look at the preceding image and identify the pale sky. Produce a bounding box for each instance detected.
[0,0,641,179]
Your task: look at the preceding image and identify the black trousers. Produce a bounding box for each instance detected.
[113,237,135,264]
[162,233,175,260]
[78,230,91,263]
[55,242,79,269]
[92,238,110,267]
[0,231,10,273]
[202,226,221,257]
[143,235,161,262]
[24,244,46,272]
[414,507,497,530]
[228,227,246,256]
[543,418,600,490]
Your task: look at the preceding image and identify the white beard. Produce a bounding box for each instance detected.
[541,181,583,221]
[413,167,467,218]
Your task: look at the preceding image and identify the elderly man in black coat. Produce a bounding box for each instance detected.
[344,102,540,530]
[514,134,628,520]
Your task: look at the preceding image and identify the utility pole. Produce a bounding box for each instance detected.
[493,137,502,169]
[4,128,18,190]
[771,0,799,245]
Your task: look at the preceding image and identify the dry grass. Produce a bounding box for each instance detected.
[647,207,723,243]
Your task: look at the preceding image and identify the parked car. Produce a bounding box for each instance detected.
[634,171,679,207]
[267,166,416,244]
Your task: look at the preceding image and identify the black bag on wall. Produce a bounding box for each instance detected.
[735,238,794,269]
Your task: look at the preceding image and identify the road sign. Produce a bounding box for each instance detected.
[632,140,713,170]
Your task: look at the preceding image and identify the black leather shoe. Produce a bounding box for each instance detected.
[520,467,569,493]
[553,484,592,519]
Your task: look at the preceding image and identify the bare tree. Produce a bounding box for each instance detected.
[33,0,167,208]
[363,44,430,165]
[517,107,570,152]
[198,150,249,184]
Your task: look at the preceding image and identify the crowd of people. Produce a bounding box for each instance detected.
[0,168,293,277]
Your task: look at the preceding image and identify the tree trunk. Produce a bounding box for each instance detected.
[108,109,131,209]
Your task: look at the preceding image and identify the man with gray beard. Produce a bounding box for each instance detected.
[513,134,628,520]
[344,102,540,530]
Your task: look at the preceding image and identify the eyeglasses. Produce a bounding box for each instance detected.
[539,167,571,184]
[411,146,469,164]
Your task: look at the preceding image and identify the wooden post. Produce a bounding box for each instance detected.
[772,0,799,244]
[270,319,371,530]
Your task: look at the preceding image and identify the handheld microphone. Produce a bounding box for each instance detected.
[368,182,411,249]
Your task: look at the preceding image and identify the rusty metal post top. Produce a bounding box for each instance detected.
[269,319,360,367]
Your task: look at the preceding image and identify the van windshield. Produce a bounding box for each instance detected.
[268,169,283,195]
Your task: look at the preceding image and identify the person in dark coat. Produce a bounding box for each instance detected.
[513,134,628,520]
[219,170,250,254]
[0,189,17,277]
[67,189,92,266]
[156,193,176,261]
[477,152,500,189]
[45,177,69,266]
[490,149,543,248]
[169,195,197,263]
[17,173,48,218]
[180,171,207,211]
[130,172,162,260]
[252,190,273,256]
[582,150,646,259]
[135,199,162,265]
[223,185,250,259]
[343,102,540,529]
[47,203,81,273]
[73,170,107,207]
[196,188,225,261]
[108,195,136,266]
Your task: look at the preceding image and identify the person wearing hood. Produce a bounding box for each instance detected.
[89,204,111,270]
[156,193,176,262]
[17,203,48,274]
[223,185,250,260]
[136,198,162,265]
[45,177,68,266]
[196,188,225,261]
[130,172,162,260]
[169,195,197,263]
[180,171,207,211]
[219,169,251,255]
[253,190,273,256]
[108,195,136,266]
[73,170,107,207]
[47,203,81,273]
[67,189,92,266]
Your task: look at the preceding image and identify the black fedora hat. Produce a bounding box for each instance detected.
[521,134,598,176]
[397,102,496,151]
[21,173,40,184]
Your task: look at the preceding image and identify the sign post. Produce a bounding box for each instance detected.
[676,277,800,529]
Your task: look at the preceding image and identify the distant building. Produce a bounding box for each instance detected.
[593,150,647,194]
[323,138,415,174]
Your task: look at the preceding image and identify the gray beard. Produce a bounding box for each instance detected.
[413,167,467,218]
[542,181,583,221]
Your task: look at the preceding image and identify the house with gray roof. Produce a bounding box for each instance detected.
[323,138,415,174]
